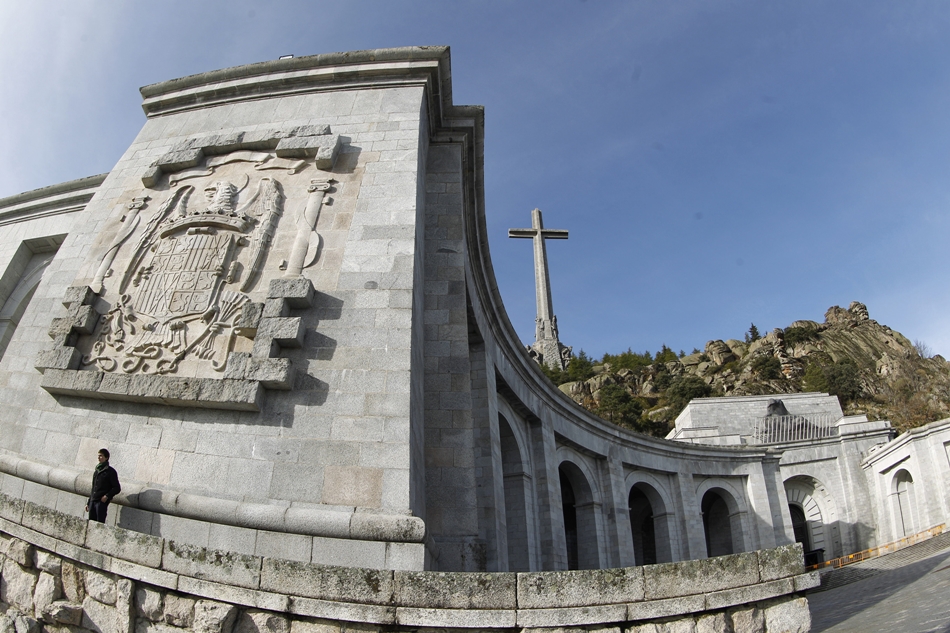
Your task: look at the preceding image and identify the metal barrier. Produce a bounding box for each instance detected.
[807,524,946,571]
[750,414,838,444]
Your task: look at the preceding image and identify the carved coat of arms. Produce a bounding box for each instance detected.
[37,128,340,409]
[85,175,281,375]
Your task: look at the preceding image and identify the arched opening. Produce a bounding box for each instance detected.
[499,414,531,571]
[628,486,656,565]
[784,475,839,561]
[558,461,599,570]
[701,490,734,557]
[789,504,811,551]
[560,468,579,570]
[893,469,916,537]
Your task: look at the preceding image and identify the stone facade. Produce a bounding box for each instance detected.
[670,392,950,564]
[0,46,822,631]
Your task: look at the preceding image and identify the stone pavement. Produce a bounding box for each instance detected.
[808,534,950,632]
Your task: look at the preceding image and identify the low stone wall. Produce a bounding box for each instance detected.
[0,493,816,633]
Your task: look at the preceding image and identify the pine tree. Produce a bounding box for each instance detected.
[745,323,761,343]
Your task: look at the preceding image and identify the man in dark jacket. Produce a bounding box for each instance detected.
[86,448,121,523]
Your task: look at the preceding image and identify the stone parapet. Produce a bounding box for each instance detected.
[0,493,815,632]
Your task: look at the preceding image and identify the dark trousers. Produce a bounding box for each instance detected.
[88,500,109,523]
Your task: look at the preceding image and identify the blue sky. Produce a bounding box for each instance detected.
[2,1,950,358]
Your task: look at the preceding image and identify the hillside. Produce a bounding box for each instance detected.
[549,302,950,437]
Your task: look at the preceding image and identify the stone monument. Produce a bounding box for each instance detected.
[508,208,571,370]
[0,46,831,633]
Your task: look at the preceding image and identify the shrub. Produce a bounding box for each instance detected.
[784,326,819,346]
[596,384,643,428]
[666,375,713,416]
[751,355,782,380]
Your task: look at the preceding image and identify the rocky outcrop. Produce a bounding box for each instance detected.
[562,302,950,435]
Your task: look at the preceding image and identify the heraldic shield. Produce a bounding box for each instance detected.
[36,129,340,409]
[85,173,282,376]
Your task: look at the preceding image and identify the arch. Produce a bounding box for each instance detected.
[624,473,677,564]
[557,456,600,570]
[696,482,747,557]
[499,413,531,571]
[892,469,917,537]
[784,475,841,561]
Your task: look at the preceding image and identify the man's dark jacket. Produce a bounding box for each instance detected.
[90,464,121,504]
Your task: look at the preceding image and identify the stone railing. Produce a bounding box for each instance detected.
[0,492,817,633]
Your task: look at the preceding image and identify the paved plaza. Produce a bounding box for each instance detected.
[809,535,950,632]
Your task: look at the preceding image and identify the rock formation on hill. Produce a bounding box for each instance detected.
[556,302,950,437]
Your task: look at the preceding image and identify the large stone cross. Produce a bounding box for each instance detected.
[509,208,571,370]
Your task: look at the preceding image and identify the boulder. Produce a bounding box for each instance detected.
[704,340,737,366]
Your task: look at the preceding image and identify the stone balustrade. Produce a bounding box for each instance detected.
[0,492,816,633]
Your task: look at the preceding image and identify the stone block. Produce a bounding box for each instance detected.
[1,557,39,610]
[136,620,181,633]
[0,615,12,633]
[696,612,728,633]
[7,538,34,566]
[757,543,803,582]
[34,550,61,575]
[82,593,131,633]
[163,593,196,627]
[223,352,251,380]
[257,318,304,349]
[288,620,341,633]
[291,124,331,137]
[245,358,294,390]
[235,302,264,338]
[727,605,763,633]
[195,379,263,411]
[193,600,238,633]
[41,601,83,626]
[275,135,341,169]
[515,603,627,628]
[260,558,394,605]
[793,571,821,592]
[262,298,289,319]
[162,540,262,590]
[85,522,164,568]
[517,567,644,609]
[11,614,38,633]
[704,578,793,611]
[142,165,162,188]
[32,571,62,619]
[176,576,290,614]
[625,594,705,622]
[233,610,290,633]
[135,585,164,621]
[20,499,86,546]
[0,494,25,523]
[643,552,758,600]
[157,148,204,171]
[61,561,85,603]
[287,595,396,625]
[393,571,515,609]
[34,347,82,372]
[41,369,104,397]
[395,607,516,628]
[85,568,117,605]
[67,304,99,335]
[62,286,96,308]
[762,597,810,633]
[268,278,316,309]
